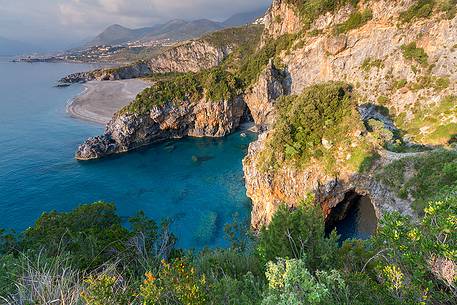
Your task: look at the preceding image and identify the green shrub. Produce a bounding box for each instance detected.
[21,202,131,269]
[370,196,457,303]
[285,0,361,29]
[400,0,435,23]
[259,82,365,171]
[209,272,264,305]
[401,42,429,65]
[257,202,339,272]
[262,258,349,305]
[376,149,457,212]
[334,9,373,34]
[361,57,384,73]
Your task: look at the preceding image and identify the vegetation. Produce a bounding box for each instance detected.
[285,0,362,29]
[334,9,373,34]
[201,24,264,49]
[401,42,429,65]
[395,95,457,145]
[259,82,373,173]
[361,57,385,73]
[376,149,457,212]
[123,33,296,114]
[400,0,457,23]
[1,193,455,304]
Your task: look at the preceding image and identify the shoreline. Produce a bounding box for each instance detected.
[66,79,150,125]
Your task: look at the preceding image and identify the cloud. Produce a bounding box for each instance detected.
[0,0,271,47]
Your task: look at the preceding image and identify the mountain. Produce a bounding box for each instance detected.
[87,8,267,47]
[222,8,268,27]
[0,36,35,56]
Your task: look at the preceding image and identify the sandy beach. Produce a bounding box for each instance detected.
[67,79,150,124]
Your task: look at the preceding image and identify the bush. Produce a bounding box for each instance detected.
[21,202,131,269]
[257,202,339,272]
[400,0,435,23]
[370,196,457,303]
[139,258,207,305]
[262,258,349,305]
[259,82,365,171]
[334,9,373,34]
[401,42,429,65]
[376,149,457,212]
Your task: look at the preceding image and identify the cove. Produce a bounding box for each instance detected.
[325,191,378,241]
[0,58,255,249]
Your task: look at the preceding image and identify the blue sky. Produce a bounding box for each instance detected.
[0,0,271,49]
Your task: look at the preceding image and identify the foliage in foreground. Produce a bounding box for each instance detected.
[0,194,456,304]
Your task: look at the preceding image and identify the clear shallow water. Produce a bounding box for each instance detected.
[0,59,255,249]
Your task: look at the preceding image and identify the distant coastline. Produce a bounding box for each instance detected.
[67,79,150,124]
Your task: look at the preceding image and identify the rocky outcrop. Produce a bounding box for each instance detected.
[59,62,151,83]
[76,96,246,160]
[243,60,290,130]
[243,0,457,229]
[148,40,231,74]
[243,132,415,230]
[61,40,232,84]
[262,0,302,42]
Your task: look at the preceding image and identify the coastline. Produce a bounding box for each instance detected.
[66,79,150,125]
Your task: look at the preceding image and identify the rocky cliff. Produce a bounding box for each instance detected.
[61,25,263,84]
[243,0,457,228]
[73,0,457,230]
[76,96,247,160]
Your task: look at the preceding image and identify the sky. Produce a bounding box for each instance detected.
[0,0,271,50]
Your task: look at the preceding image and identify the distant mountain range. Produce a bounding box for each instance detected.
[87,8,267,47]
[0,36,37,56]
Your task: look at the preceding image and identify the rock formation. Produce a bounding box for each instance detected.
[243,0,457,228]
[76,96,247,160]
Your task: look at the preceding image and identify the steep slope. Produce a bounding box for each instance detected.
[61,25,264,83]
[243,0,457,228]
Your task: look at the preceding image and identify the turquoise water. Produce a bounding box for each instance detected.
[0,58,255,249]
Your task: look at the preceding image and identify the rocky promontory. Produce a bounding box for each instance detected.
[76,96,247,160]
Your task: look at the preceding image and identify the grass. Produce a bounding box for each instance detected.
[361,57,384,73]
[334,9,373,34]
[376,149,457,212]
[401,42,428,65]
[201,24,264,49]
[395,95,457,145]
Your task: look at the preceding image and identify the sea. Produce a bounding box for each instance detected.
[0,57,255,249]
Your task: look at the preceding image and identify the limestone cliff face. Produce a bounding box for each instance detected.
[262,0,302,42]
[243,60,290,130]
[243,0,457,228]
[76,96,246,160]
[148,40,230,74]
[61,40,231,84]
[243,132,415,229]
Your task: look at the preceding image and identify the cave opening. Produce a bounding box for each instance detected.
[325,190,377,241]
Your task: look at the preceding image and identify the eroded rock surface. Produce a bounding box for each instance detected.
[76,97,246,160]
